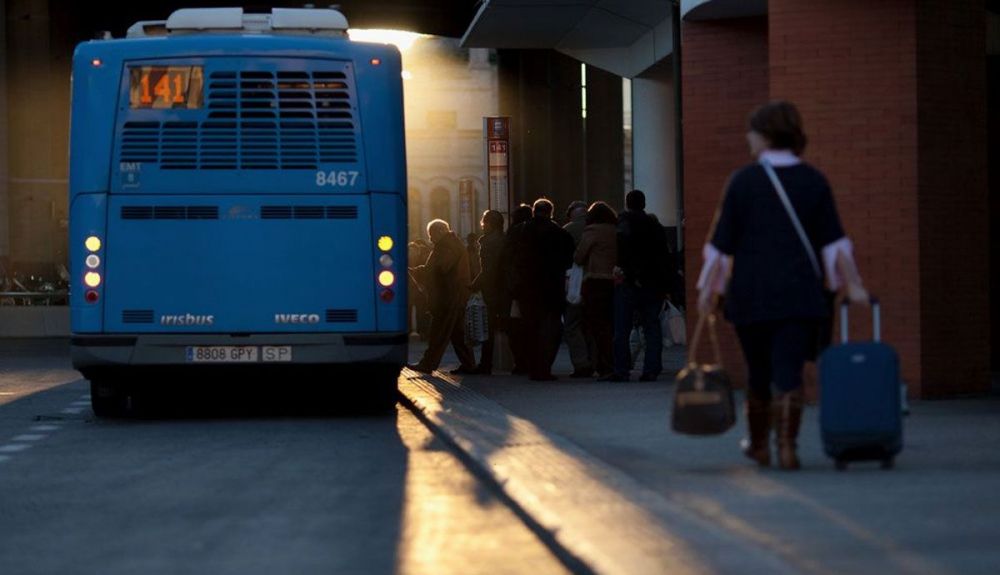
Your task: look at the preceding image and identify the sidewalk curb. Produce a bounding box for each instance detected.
[398,375,596,575]
[398,368,798,575]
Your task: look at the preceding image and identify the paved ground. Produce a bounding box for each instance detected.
[4,337,998,574]
[417,338,1000,575]
[0,339,566,575]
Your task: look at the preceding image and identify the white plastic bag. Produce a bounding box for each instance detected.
[566,264,584,305]
[666,302,686,346]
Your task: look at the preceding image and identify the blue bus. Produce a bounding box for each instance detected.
[68,8,407,416]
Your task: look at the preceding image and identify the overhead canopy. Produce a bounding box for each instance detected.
[461,0,672,78]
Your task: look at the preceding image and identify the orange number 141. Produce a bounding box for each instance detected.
[139,73,186,105]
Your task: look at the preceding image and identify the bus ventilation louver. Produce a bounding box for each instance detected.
[261,205,358,220]
[121,206,219,220]
[119,70,357,170]
[122,310,155,324]
[326,309,358,323]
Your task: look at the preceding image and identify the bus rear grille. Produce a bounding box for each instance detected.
[121,206,219,220]
[119,69,358,170]
[326,206,358,219]
[122,310,154,324]
[326,309,358,323]
[261,205,358,220]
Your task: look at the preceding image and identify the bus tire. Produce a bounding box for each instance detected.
[90,379,128,418]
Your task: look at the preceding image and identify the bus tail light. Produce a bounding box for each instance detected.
[376,234,395,303]
[378,270,395,287]
[84,272,102,288]
[85,290,100,303]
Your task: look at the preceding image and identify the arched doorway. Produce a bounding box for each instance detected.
[430,187,451,225]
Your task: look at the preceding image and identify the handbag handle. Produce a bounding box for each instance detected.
[687,312,723,367]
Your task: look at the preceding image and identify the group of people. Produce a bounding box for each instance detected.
[407,190,679,383]
[409,100,871,471]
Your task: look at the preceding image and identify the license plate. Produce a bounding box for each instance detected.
[186,346,259,363]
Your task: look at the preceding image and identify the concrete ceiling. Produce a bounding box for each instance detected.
[459,0,672,78]
[461,0,669,50]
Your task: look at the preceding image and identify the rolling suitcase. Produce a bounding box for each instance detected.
[819,298,902,470]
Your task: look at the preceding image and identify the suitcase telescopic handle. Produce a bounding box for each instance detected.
[839,296,881,343]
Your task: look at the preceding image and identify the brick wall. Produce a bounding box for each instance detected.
[767,0,925,393]
[915,0,989,396]
[681,17,769,385]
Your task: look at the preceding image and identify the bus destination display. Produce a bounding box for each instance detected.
[129,66,204,109]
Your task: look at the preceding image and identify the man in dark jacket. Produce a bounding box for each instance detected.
[470,210,506,374]
[408,219,476,374]
[499,204,534,374]
[515,199,575,381]
[607,189,670,381]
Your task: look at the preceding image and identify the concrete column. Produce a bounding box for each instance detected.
[631,59,676,226]
[1,0,9,261]
[584,65,624,211]
[913,0,988,395]
[498,49,585,215]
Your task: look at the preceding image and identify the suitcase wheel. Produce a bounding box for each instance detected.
[880,457,895,470]
[835,459,848,471]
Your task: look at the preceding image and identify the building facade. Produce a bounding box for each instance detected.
[401,37,499,242]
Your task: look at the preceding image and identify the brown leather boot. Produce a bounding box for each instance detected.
[774,388,804,470]
[741,394,771,466]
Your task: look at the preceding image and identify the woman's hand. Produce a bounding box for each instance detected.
[845,282,870,305]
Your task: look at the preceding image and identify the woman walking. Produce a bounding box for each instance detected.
[697,101,868,470]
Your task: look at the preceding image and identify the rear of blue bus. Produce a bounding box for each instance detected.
[68,33,407,413]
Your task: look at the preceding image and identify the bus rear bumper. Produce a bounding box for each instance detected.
[70,333,408,370]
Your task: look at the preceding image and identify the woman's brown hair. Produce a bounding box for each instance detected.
[749,100,807,155]
[585,201,618,225]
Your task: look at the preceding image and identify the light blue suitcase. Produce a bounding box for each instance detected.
[819,299,903,470]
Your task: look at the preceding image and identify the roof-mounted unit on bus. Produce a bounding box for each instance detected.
[125,7,350,39]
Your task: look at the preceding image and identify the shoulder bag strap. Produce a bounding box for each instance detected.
[759,159,821,278]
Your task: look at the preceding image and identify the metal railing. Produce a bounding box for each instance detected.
[0,291,70,306]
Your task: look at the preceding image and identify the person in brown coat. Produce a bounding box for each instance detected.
[574,201,618,378]
[407,219,476,374]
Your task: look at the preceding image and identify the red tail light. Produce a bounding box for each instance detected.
[85,290,99,303]
[380,288,394,303]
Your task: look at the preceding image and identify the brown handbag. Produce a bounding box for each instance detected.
[671,313,736,436]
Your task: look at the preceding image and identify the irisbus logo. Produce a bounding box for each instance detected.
[160,314,215,326]
[275,314,321,325]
